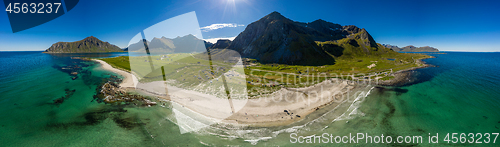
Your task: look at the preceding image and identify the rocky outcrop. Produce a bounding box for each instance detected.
[97,81,157,106]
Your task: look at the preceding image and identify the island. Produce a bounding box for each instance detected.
[43,36,125,53]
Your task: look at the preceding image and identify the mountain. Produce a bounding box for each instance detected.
[149,37,175,52]
[227,12,336,65]
[383,44,439,52]
[43,36,123,53]
[204,41,213,49]
[126,34,206,53]
[209,39,232,49]
[227,11,385,65]
[382,44,400,51]
[171,34,206,53]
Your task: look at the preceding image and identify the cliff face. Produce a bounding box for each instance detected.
[44,36,123,53]
[227,12,336,65]
[227,11,383,65]
[209,39,232,49]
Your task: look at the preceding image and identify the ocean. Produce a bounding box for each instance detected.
[0,51,499,146]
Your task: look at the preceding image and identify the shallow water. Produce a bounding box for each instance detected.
[0,51,499,146]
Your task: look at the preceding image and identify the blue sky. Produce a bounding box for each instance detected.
[0,0,499,51]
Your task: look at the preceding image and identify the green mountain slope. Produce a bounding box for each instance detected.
[43,36,123,53]
[227,11,398,66]
[227,11,336,66]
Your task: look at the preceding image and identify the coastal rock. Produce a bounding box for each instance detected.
[96,81,157,106]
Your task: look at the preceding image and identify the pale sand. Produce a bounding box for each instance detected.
[93,59,137,88]
[135,79,353,127]
[95,59,354,126]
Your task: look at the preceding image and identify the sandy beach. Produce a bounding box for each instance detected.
[95,59,358,127]
[94,59,137,88]
[134,79,354,127]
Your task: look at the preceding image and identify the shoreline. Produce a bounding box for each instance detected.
[93,56,432,127]
[93,59,360,127]
[93,59,137,88]
[376,56,435,86]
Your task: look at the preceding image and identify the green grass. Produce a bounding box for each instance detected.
[379,76,395,81]
[100,56,131,72]
[101,48,431,97]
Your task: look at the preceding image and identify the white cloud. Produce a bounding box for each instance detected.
[204,37,237,44]
[200,23,244,32]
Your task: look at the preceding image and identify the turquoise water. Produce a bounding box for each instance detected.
[0,51,499,146]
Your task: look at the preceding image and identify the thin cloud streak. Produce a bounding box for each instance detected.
[200,23,244,32]
[204,36,236,44]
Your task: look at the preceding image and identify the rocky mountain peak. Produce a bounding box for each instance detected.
[264,11,287,20]
[342,25,362,34]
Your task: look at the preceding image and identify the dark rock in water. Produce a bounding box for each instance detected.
[375,86,409,96]
[53,89,76,105]
[393,88,409,93]
[483,116,488,119]
[72,76,77,80]
[112,114,143,130]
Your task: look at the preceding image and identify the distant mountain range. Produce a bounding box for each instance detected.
[44,11,437,64]
[43,36,123,53]
[126,34,206,53]
[383,44,439,52]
